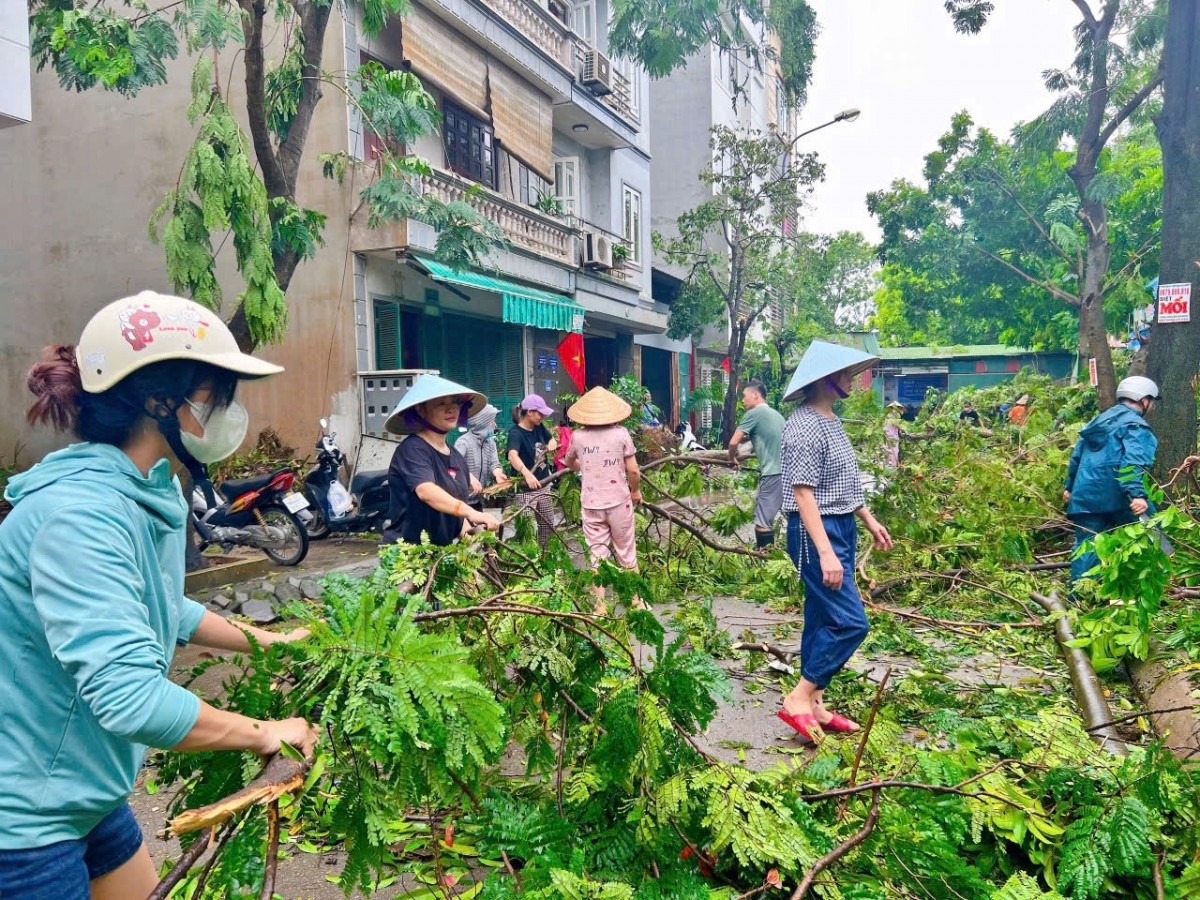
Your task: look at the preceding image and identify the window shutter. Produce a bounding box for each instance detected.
[373,301,401,370]
[440,315,524,418]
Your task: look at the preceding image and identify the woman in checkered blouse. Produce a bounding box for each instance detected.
[777,342,894,743]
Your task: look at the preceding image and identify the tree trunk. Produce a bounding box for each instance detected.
[719,327,749,442]
[1146,0,1200,480]
[1079,207,1118,410]
[224,0,328,353]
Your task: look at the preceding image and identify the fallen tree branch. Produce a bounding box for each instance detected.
[643,501,767,558]
[731,641,796,662]
[501,849,522,891]
[791,788,882,899]
[642,452,741,472]
[865,601,1040,632]
[849,669,892,789]
[1084,705,1196,733]
[169,754,310,836]
[1024,561,1071,572]
[1030,591,1129,756]
[259,801,281,900]
[148,827,213,900]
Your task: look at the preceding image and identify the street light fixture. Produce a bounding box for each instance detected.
[791,107,862,145]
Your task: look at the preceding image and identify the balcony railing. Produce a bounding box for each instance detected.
[481,0,573,69]
[468,0,640,128]
[573,44,638,124]
[420,169,577,266]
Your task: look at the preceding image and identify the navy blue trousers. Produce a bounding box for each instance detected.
[786,511,869,689]
[1070,510,1136,586]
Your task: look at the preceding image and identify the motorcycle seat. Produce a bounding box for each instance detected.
[350,469,388,494]
[219,470,288,501]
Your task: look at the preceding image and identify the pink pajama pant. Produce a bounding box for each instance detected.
[582,501,638,570]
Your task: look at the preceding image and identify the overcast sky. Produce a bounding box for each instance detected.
[796,0,1084,241]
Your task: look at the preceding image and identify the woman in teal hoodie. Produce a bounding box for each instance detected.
[0,292,319,899]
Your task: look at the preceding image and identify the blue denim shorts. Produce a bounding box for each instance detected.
[0,803,144,899]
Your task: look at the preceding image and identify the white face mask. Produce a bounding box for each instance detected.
[180,399,249,463]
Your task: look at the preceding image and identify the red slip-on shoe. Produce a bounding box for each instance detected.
[823,712,860,733]
[777,709,824,742]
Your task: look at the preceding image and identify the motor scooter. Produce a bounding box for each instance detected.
[302,418,391,538]
[191,470,310,566]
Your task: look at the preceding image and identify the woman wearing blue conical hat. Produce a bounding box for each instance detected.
[777,341,893,743]
[382,375,500,545]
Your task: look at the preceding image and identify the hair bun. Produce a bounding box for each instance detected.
[27,345,83,431]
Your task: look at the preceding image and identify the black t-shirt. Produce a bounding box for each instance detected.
[508,423,552,492]
[959,409,981,426]
[383,435,470,546]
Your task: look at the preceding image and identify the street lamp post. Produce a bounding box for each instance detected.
[790,108,861,147]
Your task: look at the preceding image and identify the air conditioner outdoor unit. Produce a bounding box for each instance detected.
[580,49,613,95]
[583,231,613,270]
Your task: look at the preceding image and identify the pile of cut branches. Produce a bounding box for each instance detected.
[149,385,1200,899]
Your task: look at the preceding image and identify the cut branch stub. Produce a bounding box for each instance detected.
[168,754,310,836]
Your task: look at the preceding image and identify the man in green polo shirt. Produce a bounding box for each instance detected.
[727,380,786,548]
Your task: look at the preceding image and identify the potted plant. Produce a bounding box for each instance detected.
[531,192,565,217]
[611,241,630,266]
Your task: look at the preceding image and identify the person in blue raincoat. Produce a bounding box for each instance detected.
[1063,376,1160,586]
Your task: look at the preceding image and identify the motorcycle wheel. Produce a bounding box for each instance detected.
[261,506,310,566]
[302,486,330,539]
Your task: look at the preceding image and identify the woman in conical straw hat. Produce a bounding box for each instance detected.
[563,387,645,615]
[777,341,893,743]
[2,292,315,898]
[382,374,500,546]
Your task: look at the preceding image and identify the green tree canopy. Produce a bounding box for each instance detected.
[609,0,817,105]
[31,0,503,348]
[661,125,825,439]
[868,114,1161,352]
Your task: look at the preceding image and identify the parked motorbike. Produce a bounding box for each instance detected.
[675,421,707,453]
[191,470,311,566]
[301,418,391,538]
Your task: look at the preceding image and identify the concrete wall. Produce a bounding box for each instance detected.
[0,9,361,466]
[0,0,30,128]
[648,52,714,243]
[609,148,651,298]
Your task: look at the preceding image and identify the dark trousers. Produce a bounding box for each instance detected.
[1070,510,1136,586]
[786,511,869,689]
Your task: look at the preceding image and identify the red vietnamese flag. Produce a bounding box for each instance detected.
[720,357,731,375]
[558,332,586,392]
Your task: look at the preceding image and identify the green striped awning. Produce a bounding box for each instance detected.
[414,257,584,333]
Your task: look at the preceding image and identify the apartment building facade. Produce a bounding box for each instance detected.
[0,0,30,128]
[0,0,663,462]
[648,27,798,433]
[347,0,660,430]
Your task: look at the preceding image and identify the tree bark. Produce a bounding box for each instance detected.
[1066,2,1120,409]
[1146,0,1200,479]
[226,0,331,352]
[1077,199,1118,409]
[720,321,750,441]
